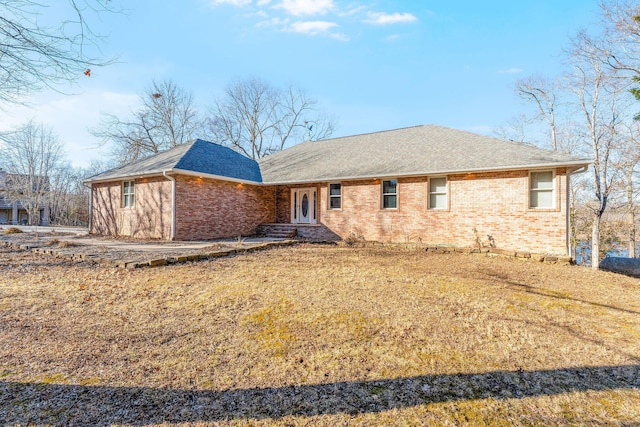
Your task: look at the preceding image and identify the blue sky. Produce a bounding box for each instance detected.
[1,0,602,167]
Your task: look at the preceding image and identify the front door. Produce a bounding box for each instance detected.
[292,188,316,224]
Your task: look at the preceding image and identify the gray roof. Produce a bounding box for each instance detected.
[86,125,590,185]
[258,124,590,184]
[86,139,262,183]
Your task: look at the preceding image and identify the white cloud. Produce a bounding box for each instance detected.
[210,0,252,6]
[330,32,350,42]
[257,0,271,5]
[256,17,289,28]
[275,0,334,16]
[289,20,337,34]
[364,12,418,25]
[338,5,366,17]
[497,68,523,74]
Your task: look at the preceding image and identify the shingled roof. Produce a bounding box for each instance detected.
[86,125,590,185]
[258,125,590,184]
[85,139,262,183]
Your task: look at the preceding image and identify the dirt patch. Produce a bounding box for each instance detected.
[0,244,638,425]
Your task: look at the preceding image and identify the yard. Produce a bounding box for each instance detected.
[0,243,639,426]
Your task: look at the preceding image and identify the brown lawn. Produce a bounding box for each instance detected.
[0,243,639,426]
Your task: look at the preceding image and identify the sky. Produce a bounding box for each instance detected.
[0,0,604,168]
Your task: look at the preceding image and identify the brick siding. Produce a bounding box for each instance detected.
[91,169,571,254]
[91,175,276,241]
[90,177,172,239]
[313,169,569,255]
[173,176,276,241]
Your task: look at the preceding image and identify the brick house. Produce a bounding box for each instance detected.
[86,125,590,255]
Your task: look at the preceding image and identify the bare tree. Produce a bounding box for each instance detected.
[568,30,625,269]
[208,77,336,159]
[492,114,539,144]
[515,76,564,151]
[0,121,65,225]
[612,122,640,257]
[0,0,116,105]
[92,80,203,163]
[598,1,640,74]
[47,163,92,226]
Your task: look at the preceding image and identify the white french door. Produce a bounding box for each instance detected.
[291,188,316,224]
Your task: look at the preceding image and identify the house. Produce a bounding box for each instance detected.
[85,125,590,255]
[0,169,50,226]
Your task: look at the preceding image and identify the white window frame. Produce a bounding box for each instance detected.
[529,170,555,209]
[381,179,398,210]
[328,182,342,210]
[428,176,448,210]
[122,180,135,208]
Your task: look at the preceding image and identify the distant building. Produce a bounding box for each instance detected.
[0,169,49,226]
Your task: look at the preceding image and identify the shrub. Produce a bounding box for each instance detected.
[3,227,24,235]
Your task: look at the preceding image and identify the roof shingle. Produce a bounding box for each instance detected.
[86,125,590,185]
[86,139,262,183]
[258,124,590,184]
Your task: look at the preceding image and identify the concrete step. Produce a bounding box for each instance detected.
[256,224,298,238]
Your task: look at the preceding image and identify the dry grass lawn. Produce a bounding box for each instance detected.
[0,243,639,426]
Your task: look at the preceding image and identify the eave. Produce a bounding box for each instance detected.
[84,160,591,187]
[260,160,592,186]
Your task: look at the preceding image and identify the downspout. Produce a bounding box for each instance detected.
[566,166,588,257]
[163,171,176,240]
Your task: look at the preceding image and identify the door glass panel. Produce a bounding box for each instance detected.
[302,194,309,217]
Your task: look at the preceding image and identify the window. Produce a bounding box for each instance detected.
[530,171,554,208]
[382,179,397,209]
[329,183,341,209]
[429,177,447,209]
[122,181,135,208]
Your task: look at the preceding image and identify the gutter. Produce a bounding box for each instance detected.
[162,171,176,240]
[82,171,166,185]
[566,165,589,257]
[84,161,592,188]
[261,161,593,186]
[84,168,261,186]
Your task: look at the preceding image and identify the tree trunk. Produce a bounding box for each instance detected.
[629,209,636,258]
[592,214,601,269]
[627,174,636,258]
[28,206,39,226]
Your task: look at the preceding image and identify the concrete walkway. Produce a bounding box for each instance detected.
[0,225,88,235]
[1,226,295,268]
[66,235,288,253]
[0,225,285,253]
